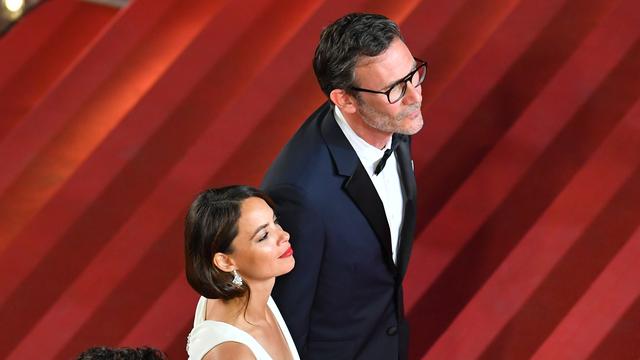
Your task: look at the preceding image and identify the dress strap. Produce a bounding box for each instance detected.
[187,320,272,359]
[187,297,272,360]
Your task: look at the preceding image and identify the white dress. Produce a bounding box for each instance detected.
[187,296,300,360]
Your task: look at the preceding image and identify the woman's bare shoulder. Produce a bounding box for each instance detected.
[202,342,256,360]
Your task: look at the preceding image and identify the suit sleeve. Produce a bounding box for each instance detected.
[266,183,325,356]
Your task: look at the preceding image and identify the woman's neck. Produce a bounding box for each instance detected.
[241,278,273,324]
[222,278,274,326]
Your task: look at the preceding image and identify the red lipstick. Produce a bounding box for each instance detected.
[279,246,293,258]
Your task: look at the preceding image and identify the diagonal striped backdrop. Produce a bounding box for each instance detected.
[1,0,639,359]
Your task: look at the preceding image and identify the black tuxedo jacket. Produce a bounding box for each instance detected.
[262,102,417,360]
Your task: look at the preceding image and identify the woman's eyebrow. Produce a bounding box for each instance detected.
[250,223,269,239]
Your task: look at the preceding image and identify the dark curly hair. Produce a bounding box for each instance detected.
[313,13,403,98]
[76,346,166,360]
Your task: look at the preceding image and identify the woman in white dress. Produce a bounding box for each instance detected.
[184,186,299,360]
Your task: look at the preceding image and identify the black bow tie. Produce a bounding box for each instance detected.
[374,136,401,175]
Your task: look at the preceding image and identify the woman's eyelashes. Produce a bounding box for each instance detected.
[257,218,279,242]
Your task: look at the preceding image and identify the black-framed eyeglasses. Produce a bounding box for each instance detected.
[350,58,427,104]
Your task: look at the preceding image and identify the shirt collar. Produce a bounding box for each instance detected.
[334,106,393,175]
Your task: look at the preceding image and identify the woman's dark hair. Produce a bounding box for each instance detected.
[76,346,166,360]
[313,13,403,97]
[184,185,274,300]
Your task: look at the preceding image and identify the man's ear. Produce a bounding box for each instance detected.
[329,89,357,114]
[213,252,236,273]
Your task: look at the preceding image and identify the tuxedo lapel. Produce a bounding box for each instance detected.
[394,135,417,279]
[344,164,395,271]
[320,103,396,272]
[395,135,416,201]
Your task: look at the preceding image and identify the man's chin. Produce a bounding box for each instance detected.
[397,117,424,135]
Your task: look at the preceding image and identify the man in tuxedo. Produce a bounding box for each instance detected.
[262,13,425,360]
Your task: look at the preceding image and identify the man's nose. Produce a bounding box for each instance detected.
[402,82,422,104]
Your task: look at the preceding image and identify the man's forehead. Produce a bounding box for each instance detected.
[354,53,386,68]
[353,53,415,88]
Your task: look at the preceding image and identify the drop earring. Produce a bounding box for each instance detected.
[232,269,243,286]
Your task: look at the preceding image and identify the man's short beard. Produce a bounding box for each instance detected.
[356,95,423,135]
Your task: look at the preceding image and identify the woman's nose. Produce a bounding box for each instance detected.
[278,229,290,244]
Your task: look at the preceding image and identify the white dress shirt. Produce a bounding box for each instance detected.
[334,106,405,263]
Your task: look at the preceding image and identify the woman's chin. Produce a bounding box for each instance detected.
[279,258,296,276]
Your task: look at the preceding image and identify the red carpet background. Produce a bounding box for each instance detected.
[1,0,639,359]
